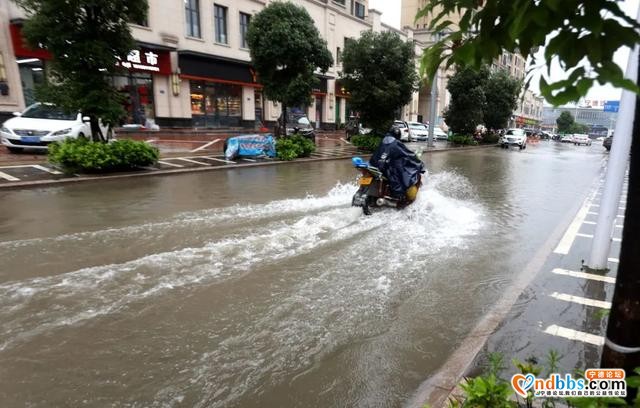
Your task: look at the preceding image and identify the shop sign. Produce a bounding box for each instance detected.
[116,49,171,75]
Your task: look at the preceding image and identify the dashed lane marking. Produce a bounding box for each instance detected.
[543,325,604,346]
[190,139,221,153]
[0,171,19,181]
[32,164,62,175]
[174,157,212,166]
[203,157,236,164]
[550,292,612,309]
[551,268,616,284]
[157,160,184,168]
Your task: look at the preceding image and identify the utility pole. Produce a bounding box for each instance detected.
[600,39,640,405]
[427,73,437,147]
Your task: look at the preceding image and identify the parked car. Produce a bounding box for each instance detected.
[573,133,592,146]
[603,135,613,151]
[0,103,111,153]
[560,135,574,143]
[499,128,527,149]
[393,120,411,142]
[275,109,315,142]
[408,122,429,141]
[433,126,448,140]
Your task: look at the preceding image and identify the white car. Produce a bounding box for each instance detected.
[572,133,592,146]
[500,128,527,149]
[433,126,448,140]
[408,122,429,141]
[1,103,111,153]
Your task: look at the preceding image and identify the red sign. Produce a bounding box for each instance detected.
[10,23,52,60]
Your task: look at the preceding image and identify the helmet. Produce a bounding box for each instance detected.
[389,126,402,140]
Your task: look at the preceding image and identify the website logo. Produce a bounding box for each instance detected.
[511,369,627,398]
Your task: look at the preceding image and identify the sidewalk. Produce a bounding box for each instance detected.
[411,175,626,408]
[0,139,488,189]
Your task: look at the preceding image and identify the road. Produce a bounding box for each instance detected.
[0,141,610,407]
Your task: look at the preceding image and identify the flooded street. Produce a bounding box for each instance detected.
[0,142,607,407]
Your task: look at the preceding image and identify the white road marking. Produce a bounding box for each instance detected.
[591,204,599,207]
[587,211,599,215]
[543,325,604,346]
[608,258,619,263]
[583,221,596,225]
[203,157,236,164]
[551,268,616,284]
[576,233,620,242]
[550,292,611,309]
[615,225,623,229]
[555,196,593,254]
[190,139,220,153]
[157,160,184,168]
[32,164,62,175]
[340,138,352,145]
[175,157,211,166]
[241,158,256,162]
[0,171,19,181]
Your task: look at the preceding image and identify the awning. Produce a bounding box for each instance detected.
[178,51,260,87]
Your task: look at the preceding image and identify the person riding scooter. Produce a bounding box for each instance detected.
[369,126,424,203]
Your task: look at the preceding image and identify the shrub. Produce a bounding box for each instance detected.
[449,134,478,145]
[351,134,383,151]
[480,133,500,144]
[49,138,159,173]
[275,135,316,161]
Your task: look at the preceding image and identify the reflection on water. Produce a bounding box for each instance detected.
[0,143,606,407]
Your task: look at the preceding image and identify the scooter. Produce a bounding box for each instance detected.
[351,156,422,215]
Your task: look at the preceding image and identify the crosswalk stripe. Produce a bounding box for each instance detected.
[551,268,616,284]
[543,325,604,346]
[550,292,611,309]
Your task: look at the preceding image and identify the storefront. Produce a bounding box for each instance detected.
[179,52,260,128]
[112,46,171,126]
[9,22,51,107]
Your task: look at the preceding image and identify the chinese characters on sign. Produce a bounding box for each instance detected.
[116,49,161,72]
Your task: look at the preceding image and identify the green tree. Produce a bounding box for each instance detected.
[417,0,640,105]
[246,2,332,135]
[556,111,576,134]
[484,69,520,130]
[16,0,147,141]
[340,30,418,134]
[444,65,488,135]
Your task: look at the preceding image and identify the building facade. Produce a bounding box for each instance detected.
[542,105,618,136]
[2,0,423,130]
[401,0,544,130]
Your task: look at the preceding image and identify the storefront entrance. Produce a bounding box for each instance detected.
[112,73,154,126]
[190,81,242,128]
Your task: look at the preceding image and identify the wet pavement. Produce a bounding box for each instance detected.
[0,141,611,407]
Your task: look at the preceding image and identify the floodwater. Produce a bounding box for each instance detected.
[0,142,606,407]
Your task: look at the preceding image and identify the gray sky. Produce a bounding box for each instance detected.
[370,0,639,103]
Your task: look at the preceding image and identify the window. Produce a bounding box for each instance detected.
[0,52,6,82]
[214,4,228,44]
[240,12,250,48]
[130,8,149,27]
[185,0,201,38]
[333,0,346,5]
[336,46,341,64]
[354,1,365,19]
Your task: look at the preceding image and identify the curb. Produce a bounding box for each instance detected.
[0,144,495,190]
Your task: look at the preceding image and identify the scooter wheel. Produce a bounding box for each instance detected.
[362,202,372,216]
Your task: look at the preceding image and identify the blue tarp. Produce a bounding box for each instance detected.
[225,134,276,160]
